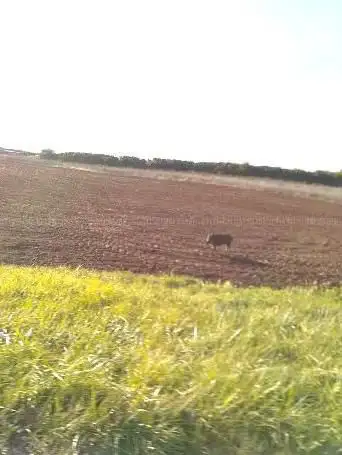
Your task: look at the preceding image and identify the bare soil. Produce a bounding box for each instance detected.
[1,154,341,287]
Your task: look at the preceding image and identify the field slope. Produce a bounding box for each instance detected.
[1,154,342,287]
[1,265,342,454]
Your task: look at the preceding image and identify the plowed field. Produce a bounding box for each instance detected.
[1,154,342,287]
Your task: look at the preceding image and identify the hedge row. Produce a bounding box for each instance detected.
[38,149,342,188]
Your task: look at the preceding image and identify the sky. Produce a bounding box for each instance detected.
[0,0,341,172]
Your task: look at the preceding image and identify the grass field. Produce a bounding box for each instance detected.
[1,265,342,454]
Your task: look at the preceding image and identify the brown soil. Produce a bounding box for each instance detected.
[1,155,341,287]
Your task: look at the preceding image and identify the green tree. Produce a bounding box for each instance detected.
[40,148,56,159]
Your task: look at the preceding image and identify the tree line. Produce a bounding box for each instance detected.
[1,146,341,188]
[39,149,342,188]
[0,147,324,188]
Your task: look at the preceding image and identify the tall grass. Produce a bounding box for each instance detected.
[1,265,342,454]
[49,159,342,203]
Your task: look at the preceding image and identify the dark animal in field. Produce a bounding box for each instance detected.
[206,232,233,251]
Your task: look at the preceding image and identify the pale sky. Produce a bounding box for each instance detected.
[1,0,341,172]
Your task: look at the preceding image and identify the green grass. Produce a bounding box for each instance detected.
[1,266,342,454]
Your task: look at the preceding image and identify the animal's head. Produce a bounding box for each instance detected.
[206,233,214,243]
